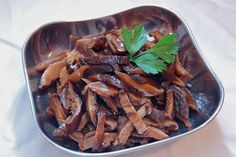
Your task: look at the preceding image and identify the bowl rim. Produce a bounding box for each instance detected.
[22,4,225,157]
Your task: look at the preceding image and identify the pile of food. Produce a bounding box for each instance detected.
[36,24,198,152]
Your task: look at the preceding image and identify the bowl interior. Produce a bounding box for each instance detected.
[23,6,223,155]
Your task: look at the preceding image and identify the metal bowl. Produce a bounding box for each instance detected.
[22,5,224,156]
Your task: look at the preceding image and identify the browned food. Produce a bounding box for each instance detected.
[150,30,164,42]
[85,89,99,125]
[35,51,68,71]
[35,28,198,152]
[79,55,129,65]
[172,85,191,127]
[83,81,119,97]
[165,89,175,120]
[114,103,151,145]
[115,71,164,96]
[68,65,90,82]
[118,90,147,134]
[39,59,66,89]
[92,107,107,152]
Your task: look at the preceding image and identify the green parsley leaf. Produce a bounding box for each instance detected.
[121,24,179,74]
[146,33,179,63]
[121,24,147,58]
[133,53,167,74]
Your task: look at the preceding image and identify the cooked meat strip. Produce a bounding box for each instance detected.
[115,103,150,145]
[105,118,118,131]
[75,38,99,56]
[77,113,89,131]
[85,89,99,125]
[84,64,114,76]
[79,55,129,65]
[143,118,179,131]
[92,107,107,152]
[127,92,151,106]
[148,108,165,122]
[53,110,82,137]
[35,51,68,71]
[174,55,192,78]
[128,67,146,75]
[116,71,164,96]
[83,81,119,97]
[87,74,126,89]
[102,97,118,113]
[69,131,84,147]
[68,65,89,82]
[118,90,147,134]
[81,133,116,151]
[172,85,191,127]
[185,88,198,111]
[143,126,168,140]
[48,94,66,124]
[39,59,66,89]
[172,76,186,87]
[165,89,175,120]
[53,83,83,136]
[117,116,128,132]
[105,33,126,54]
[58,66,68,90]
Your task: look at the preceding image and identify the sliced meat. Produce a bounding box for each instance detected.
[68,65,89,82]
[75,38,98,56]
[105,33,126,54]
[148,108,165,122]
[77,113,89,131]
[69,131,84,146]
[35,51,68,71]
[105,118,118,131]
[84,64,114,76]
[83,82,119,97]
[165,89,175,120]
[119,90,147,134]
[58,66,68,90]
[115,103,150,145]
[60,82,82,113]
[144,126,168,140]
[48,94,66,124]
[175,55,192,78]
[92,108,106,152]
[53,83,83,136]
[115,71,164,97]
[87,74,126,89]
[53,110,82,137]
[79,55,129,65]
[143,118,179,131]
[39,59,67,89]
[127,92,151,106]
[128,67,146,75]
[185,88,198,111]
[85,89,99,125]
[172,76,186,87]
[81,133,116,151]
[172,86,191,127]
[102,97,118,113]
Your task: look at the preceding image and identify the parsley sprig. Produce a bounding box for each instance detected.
[121,24,179,74]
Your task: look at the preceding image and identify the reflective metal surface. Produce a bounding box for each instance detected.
[22,5,224,156]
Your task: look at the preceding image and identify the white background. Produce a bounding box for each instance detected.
[0,0,236,157]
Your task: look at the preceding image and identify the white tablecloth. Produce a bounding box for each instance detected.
[0,0,236,157]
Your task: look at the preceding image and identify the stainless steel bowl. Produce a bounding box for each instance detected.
[22,5,224,156]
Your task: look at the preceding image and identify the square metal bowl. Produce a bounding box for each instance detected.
[22,5,224,156]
